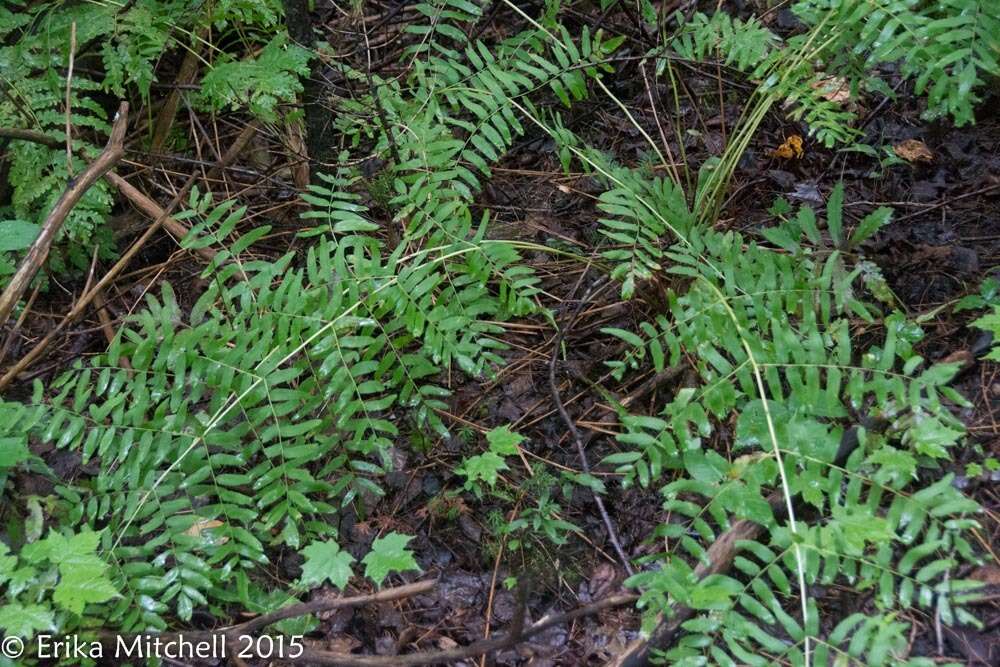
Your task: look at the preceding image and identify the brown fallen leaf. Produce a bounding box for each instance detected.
[810,76,852,104]
[970,563,1000,587]
[939,349,974,371]
[324,636,363,652]
[184,518,228,544]
[894,138,934,163]
[587,562,618,600]
[771,134,804,159]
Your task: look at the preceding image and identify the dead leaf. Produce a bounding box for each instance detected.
[588,562,618,600]
[894,139,934,163]
[771,135,804,159]
[325,636,363,652]
[970,564,1000,586]
[939,349,973,371]
[810,76,852,104]
[184,518,228,544]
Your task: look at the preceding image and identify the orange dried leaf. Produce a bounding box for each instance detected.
[184,518,228,544]
[894,139,934,163]
[771,135,804,159]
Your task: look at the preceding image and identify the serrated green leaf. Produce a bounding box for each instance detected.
[299,540,355,590]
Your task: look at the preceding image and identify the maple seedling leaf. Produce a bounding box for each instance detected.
[53,564,119,615]
[362,533,420,586]
[0,602,56,638]
[299,540,355,590]
[27,529,119,614]
[0,543,16,586]
[458,452,508,489]
[486,425,524,456]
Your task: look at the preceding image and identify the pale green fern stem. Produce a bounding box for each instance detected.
[700,275,813,666]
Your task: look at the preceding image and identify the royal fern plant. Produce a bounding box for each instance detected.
[0,0,615,643]
[0,0,993,664]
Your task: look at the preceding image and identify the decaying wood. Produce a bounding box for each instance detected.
[0,101,129,327]
[149,30,206,153]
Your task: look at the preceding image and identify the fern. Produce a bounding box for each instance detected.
[101,0,185,102]
[9,36,569,622]
[1,1,993,663]
[198,34,312,122]
[667,0,1000,149]
[792,0,1000,126]
[590,187,982,663]
[668,11,858,147]
[0,13,115,275]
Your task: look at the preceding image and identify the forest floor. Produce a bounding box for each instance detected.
[3,1,999,665]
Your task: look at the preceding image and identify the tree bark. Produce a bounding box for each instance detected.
[284,0,336,174]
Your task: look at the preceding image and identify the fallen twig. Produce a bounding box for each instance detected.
[92,289,131,371]
[0,286,40,366]
[0,127,63,147]
[99,579,438,658]
[105,171,217,262]
[0,121,258,391]
[0,101,129,327]
[296,591,637,666]
[64,21,77,176]
[149,30,206,153]
[549,277,635,577]
[93,569,635,666]
[238,578,438,635]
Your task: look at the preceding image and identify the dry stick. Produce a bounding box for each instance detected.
[297,594,638,666]
[0,121,259,392]
[295,589,639,666]
[0,127,63,147]
[237,577,438,635]
[549,280,635,577]
[92,290,131,371]
[894,182,1000,223]
[149,31,206,153]
[606,421,878,667]
[65,21,77,176]
[105,171,217,262]
[0,286,40,366]
[101,579,439,650]
[0,101,129,328]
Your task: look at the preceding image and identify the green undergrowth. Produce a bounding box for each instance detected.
[1,0,997,665]
[0,0,310,290]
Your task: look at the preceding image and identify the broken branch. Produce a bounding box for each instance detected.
[0,120,258,392]
[0,101,129,327]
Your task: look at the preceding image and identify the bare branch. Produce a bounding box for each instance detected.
[0,101,129,327]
